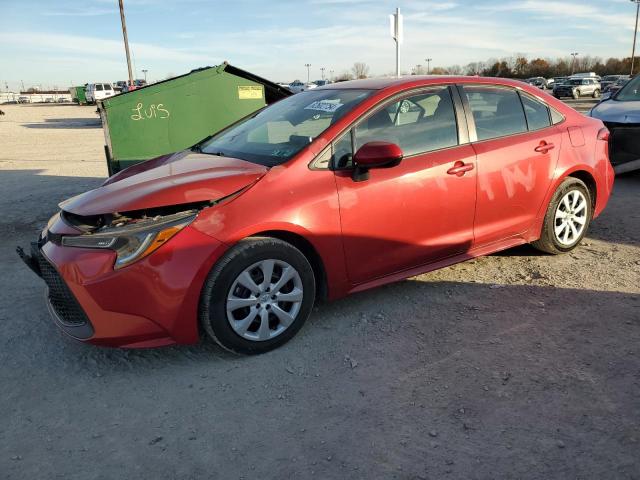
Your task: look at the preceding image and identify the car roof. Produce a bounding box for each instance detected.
[320,75,539,91]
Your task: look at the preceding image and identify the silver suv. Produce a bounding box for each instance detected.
[553,77,601,99]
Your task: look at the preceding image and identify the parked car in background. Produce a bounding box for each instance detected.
[554,77,601,99]
[590,75,640,174]
[288,80,317,93]
[18,76,614,354]
[17,96,30,104]
[85,83,115,104]
[603,77,630,94]
[600,75,628,92]
[525,77,547,89]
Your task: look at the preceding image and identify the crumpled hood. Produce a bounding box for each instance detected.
[590,100,640,123]
[61,151,268,216]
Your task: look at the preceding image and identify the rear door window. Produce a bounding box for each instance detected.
[103,84,113,90]
[519,93,551,131]
[463,86,527,141]
[95,84,103,91]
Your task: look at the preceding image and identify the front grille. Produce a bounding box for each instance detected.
[36,252,90,326]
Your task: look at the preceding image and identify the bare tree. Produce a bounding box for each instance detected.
[351,62,370,79]
[334,71,354,82]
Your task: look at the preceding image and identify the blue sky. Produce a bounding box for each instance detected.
[1,0,638,90]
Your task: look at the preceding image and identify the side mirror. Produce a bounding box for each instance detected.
[352,141,403,182]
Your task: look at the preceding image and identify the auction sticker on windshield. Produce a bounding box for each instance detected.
[304,100,343,113]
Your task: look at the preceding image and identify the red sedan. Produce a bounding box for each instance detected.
[18,76,614,354]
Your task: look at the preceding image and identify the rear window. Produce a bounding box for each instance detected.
[520,93,551,131]
[463,86,527,141]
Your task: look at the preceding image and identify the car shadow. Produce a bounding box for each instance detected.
[21,117,101,129]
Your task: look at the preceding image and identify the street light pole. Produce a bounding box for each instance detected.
[631,0,640,75]
[142,69,148,83]
[118,0,134,88]
[390,8,403,78]
[570,52,579,75]
[425,58,432,74]
[304,63,311,83]
[320,67,325,80]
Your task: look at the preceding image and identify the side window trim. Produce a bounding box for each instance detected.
[517,91,553,132]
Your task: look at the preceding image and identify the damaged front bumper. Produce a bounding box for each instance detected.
[16,211,228,348]
[17,238,95,340]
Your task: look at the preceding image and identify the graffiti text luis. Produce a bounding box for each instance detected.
[131,102,170,121]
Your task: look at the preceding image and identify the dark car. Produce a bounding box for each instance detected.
[605,78,630,96]
[600,75,629,92]
[589,75,640,173]
[525,77,547,89]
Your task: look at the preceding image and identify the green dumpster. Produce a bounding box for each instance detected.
[98,63,292,175]
[69,85,87,105]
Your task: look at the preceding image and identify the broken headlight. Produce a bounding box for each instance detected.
[61,211,196,269]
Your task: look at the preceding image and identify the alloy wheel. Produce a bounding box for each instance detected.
[226,259,303,341]
[554,190,588,246]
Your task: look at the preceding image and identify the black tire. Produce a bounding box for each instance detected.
[592,89,600,99]
[573,90,580,100]
[531,178,592,255]
[199,237,316,355]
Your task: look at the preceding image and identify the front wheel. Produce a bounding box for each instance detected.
[531,178,592,254]
[573,90,580,99]
[199,237,316,354]
[592,89,600,99]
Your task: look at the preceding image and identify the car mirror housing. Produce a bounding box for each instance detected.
[352,141,403,182]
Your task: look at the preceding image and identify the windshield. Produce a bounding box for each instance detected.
[615,76,640,101]
[199,89,373,166]
[568,79,583,85]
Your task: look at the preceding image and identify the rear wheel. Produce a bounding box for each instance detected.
[199,237,316,354]
[531,178,592,254]
[573,89,580,99]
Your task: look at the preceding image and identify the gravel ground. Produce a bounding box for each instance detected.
[1,104,639,480]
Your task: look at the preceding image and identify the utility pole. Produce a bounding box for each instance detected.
[570,52,579,75]
[329,70,334,81]
[425,58,432,74]
[631,0,640,75]
[142,69,148,83]
[304,63,311,83]
[118,0,134,88]
[320,67,325,80]
[390,8,403,78]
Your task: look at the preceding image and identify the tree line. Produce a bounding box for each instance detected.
[333,55,638,82]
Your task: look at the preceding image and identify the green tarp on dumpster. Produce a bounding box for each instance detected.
[98,63,292,175]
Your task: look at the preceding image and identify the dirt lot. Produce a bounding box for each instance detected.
[0,104,639,480]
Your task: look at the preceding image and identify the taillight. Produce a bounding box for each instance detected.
[597,128,610,142]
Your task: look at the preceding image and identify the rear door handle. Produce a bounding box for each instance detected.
[447,161,474,177]
[534,141,555,154]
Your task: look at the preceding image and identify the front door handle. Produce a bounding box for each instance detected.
[534,141,555,154]
[447,161,474,177]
